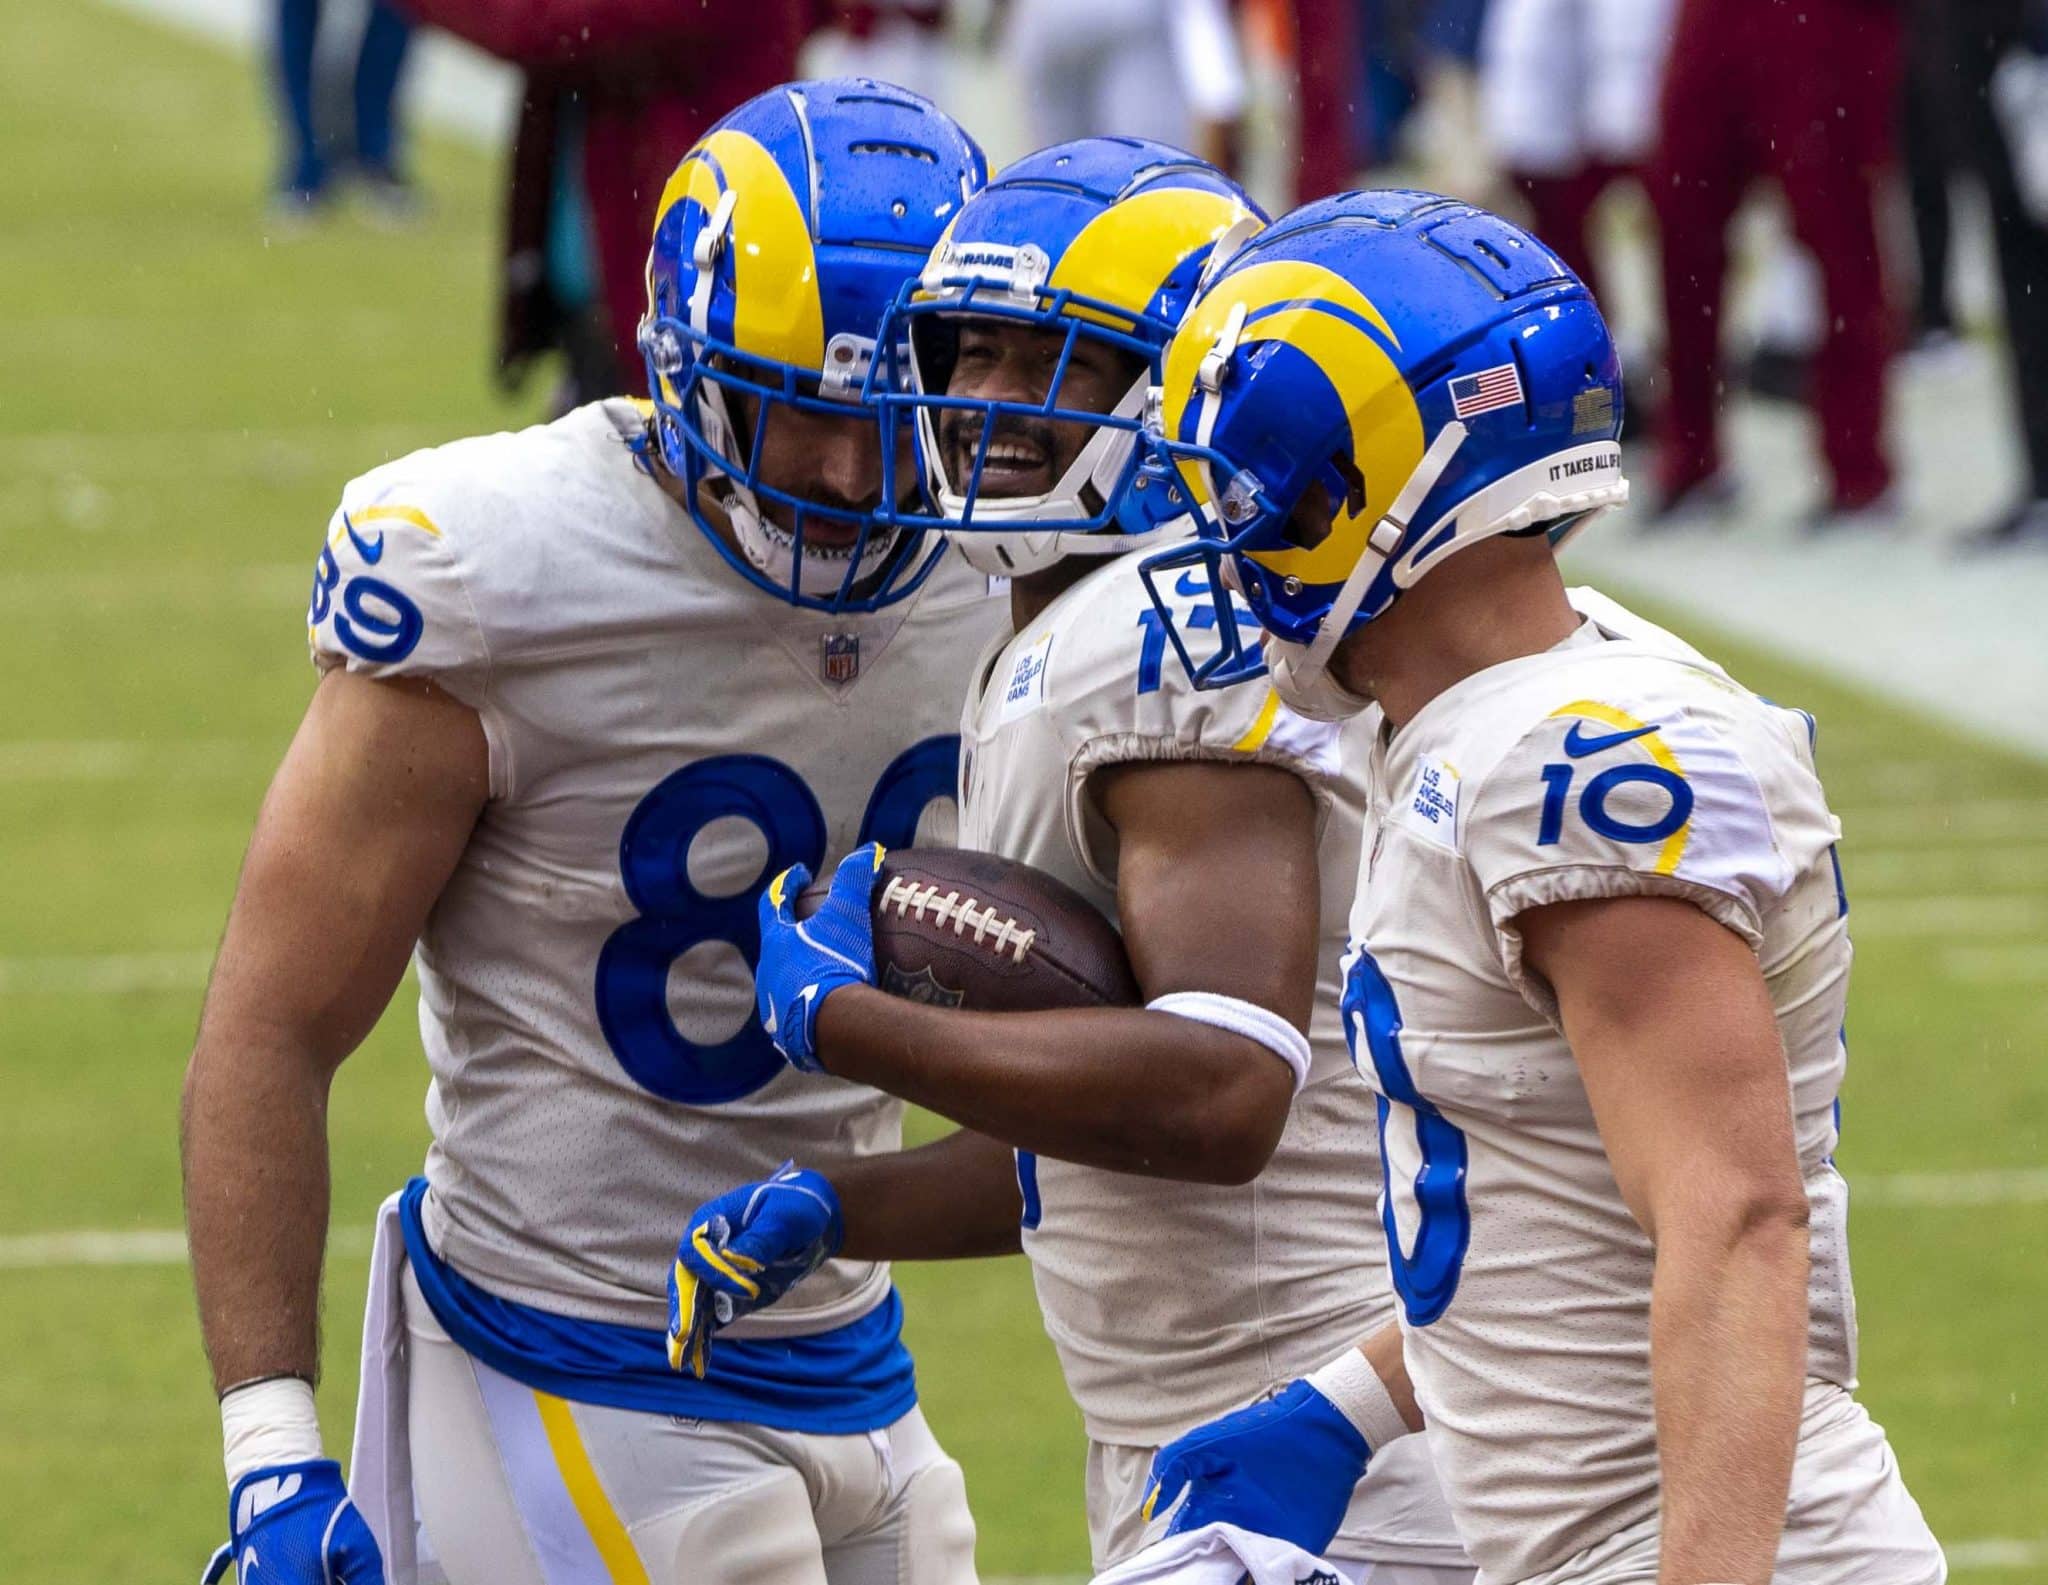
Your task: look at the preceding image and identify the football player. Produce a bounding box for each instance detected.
[179,82,1002,1585]
[664,141,1473,1584]
[1126,192,1946,1584]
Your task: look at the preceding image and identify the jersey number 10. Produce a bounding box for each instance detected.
[594,740,959,1105]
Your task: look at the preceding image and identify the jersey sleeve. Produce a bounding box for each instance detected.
[1049,565,1345,886]
[306,482,493,708]
[1464,696,1800,1016]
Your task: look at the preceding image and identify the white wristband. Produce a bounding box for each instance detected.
[221,1376,324,1486]
[1306,1347,1413,1454]
[1147,991,1312,1093]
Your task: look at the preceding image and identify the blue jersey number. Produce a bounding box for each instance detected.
[595,741,957,1105]
[1343,947,1471,1326]
[1135,570,1264,695]
[309,542,425,664]
[1537,761,1693,847]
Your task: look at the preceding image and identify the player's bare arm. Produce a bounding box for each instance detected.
[181,670,487,1392]
[811,757,1316,1186]
[830,1127,1024,1261]
[1520,893,1810,1585]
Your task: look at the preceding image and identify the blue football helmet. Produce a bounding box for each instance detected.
[1130,189,1629,690]
[869,136,1263,577]
[639,79,987,610]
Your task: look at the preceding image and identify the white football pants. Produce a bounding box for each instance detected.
[1515,1380,1946,1585]
[400,1265,979,1585]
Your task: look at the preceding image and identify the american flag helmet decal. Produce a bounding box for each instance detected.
[1448,362,1524,419]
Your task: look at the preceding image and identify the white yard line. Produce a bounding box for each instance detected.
[9,1165,2043,1270]
[1838,802,2048,844]
[0,951,214,994]
[1846,846,2048,892]
[1821,760,2002,799]
[1851,1169,2048,1208]
[0,1226,371,1269]
[1945,1540,2048,1571]
[0,740,277,782]
[1941,944,2048,985]
[0,562,309,614]
[0,423,452,466]
[1840,895,2048,940]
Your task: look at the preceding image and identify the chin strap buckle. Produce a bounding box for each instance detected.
[691,189,738,272]
[1198,301,1248,395]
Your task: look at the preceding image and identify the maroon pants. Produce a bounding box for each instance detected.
[1292,0,1358,203]
[1515,164,1628,305]
[1649,0,1901,504]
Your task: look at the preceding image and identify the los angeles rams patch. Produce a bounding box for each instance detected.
[999,631,1054,725]
[1398,753,1462,849]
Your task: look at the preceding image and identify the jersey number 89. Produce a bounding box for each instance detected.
[594,741,957,1105]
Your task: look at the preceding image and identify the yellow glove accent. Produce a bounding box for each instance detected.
[691,1224,763,1298]
[668,1259,698,1375]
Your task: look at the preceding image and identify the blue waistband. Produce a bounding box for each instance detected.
[398,1178,918,1434]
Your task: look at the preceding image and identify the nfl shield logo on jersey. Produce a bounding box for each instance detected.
[820,632,861,686]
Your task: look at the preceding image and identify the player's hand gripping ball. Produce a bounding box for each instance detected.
[202,1459,386,1584]
[667,1163,846,1378]
[1142,1378,1371,1555]
[755,845,885,1073]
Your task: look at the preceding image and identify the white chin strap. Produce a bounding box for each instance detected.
[1269,419,1471,696]
[693,381,902,599]
[1263,431,1631,717]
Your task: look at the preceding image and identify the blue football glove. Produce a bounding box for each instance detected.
[755,843,884,1073]
[667,1162,846,1378]
[202,1459,385,1584]
[1141,1379,1372,1555]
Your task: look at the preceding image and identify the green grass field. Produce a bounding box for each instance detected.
[2,3,2044,1578]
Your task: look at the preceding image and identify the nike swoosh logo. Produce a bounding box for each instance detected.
[1562,720,1657,757]
[342,513,385,564]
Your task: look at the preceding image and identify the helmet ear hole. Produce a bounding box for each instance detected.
[1283,479,1337,551]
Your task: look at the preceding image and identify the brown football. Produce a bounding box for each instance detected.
[798,847,1141,1012]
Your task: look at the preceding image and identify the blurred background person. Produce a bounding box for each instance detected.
[271,0,417,217]
[393,0,807,395]
[496,71,617,413]
[1478,0,1674,307]
[1648,0,1902,531]
[809,0,955,107]
[1902,0,1970,365]
[1938,0,2048,548]
[1001,0,1247,176]
[1403,0,1493,200]
[1291,0,1358,198]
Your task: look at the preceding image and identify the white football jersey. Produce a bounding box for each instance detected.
[1347,596,1859,1583]
[960,549,1460,1565]
[308,399,1006,1335]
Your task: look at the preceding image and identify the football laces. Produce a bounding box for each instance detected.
[880,877,1037,965]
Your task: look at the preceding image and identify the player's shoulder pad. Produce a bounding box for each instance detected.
[307,440,501,700]
[1457,649,1833,952]
[307,411,630,698]
[1037,548,1343,785]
